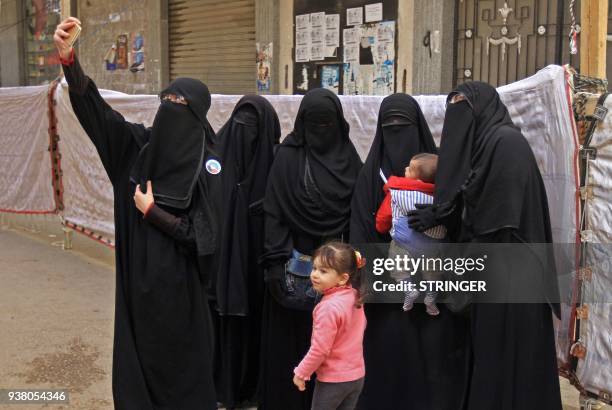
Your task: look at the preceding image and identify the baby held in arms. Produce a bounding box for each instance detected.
[375,153,446,315]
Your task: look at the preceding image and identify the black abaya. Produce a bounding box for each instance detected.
[415,82,562,409]
[63,56,217,409]
[350,93,468,410]
[210,95,280,408]
[258,89,362,410]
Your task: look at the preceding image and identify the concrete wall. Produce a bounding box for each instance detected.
[278,0,293,94]
[410,1,456,95]
[0,1,25,87]
[256,0,280,94]
[74,0,163,94]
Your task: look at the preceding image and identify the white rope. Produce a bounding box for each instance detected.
[569,0,578,55]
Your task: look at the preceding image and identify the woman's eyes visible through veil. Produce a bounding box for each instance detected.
[160,93,188,105]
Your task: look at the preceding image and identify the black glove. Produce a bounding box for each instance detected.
[407,201,456,232]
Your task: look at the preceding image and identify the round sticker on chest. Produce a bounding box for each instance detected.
[205,159,222,175]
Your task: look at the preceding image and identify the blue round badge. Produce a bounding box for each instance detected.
[205,159,222,175]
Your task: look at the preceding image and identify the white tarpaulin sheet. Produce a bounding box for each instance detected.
[576,95,612,398]
[0,85,55,213]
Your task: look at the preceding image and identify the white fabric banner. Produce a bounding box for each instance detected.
[576,95,612,398]
[0,85,55,213]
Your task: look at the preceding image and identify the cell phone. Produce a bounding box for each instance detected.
[66,24,81,48]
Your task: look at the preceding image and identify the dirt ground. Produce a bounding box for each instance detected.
[0,214,604,410]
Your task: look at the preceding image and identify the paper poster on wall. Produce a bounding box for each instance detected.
[325,13,340,55]
[347,7,363,26]
[311,44,325,61]
[325,29,339,47]
[344,45,359,63]
[343,28,360,45]
[256,42,272,91]
[365,3,383,23]
[297,64,309,91]
[326,14,339,30]
[130,33,144,73]
[310,12,325,28]
[321,65,340,94]
[296,14,310,29]
[296,45,310,62]
[343,20,395,95]
[104,44,117,70]
[296,29,310,46]
[116,34,129,69]
[311,26,324,44]
[377,22,394,42]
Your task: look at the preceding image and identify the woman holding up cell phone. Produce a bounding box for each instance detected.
[55,18,219,410]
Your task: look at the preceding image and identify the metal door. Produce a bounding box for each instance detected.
[455,0,580,86]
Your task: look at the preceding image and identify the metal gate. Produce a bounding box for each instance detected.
[168,0,256,94]
[455,0,580,86]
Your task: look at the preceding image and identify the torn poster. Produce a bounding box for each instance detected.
[256,42,272,91]
[343,20,395,96]
[297,64,309,91]
[130,33,144,73]
[116,34,128,69]
[321,65,340,94]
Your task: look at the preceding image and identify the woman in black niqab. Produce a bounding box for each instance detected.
[349,93,468,410]
[409,81,562,409]
[258,88,362,410]
[350,93,437,244]
[210,95,280,408]
[62,52,217,409]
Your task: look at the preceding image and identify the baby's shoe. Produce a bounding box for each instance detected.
[424,294,440,316]
[403,290,420,311]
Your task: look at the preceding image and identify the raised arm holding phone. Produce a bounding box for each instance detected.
[54,18,218,410]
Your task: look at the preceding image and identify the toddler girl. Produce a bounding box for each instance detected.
[292,242,367,410]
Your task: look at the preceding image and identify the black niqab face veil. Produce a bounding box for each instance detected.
[131,77,214,209]
[435,81,518,205]
[266,88,362,238]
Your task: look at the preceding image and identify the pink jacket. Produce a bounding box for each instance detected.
[294,285,366,383]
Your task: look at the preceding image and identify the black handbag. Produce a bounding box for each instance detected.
[283,249,321,310]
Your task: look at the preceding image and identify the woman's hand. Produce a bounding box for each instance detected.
[134,181,155,215]
[293,375,306,391]
[53,17,81,61]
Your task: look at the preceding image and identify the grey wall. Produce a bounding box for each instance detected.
[75,0,163,94]
[0,1,25,87]
[256,0,281,94]
[411,0,455,95]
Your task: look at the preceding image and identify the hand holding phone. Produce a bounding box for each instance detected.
[65,23,81,48]
[53,17,82,60]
